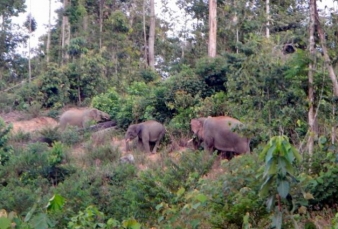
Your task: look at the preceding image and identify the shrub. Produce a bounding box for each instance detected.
[0,118,13,166]
[60,127,82,146]
[82,144,121,166]
[38,126,61,146]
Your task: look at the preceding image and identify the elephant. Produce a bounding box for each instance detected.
[59,108,111,130]
[125,120,165,154]
[190,116,250,157]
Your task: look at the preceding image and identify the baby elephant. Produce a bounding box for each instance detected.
[125,120,165,154]
[59,108,110,130]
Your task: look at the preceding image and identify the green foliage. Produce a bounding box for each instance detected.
[38,127,61,146]
[126,151,215,223]
[60,127,82,146]
[307,151,338,208]
[0,118,13,166]
[195,56,228,92]
[82,144,121,166]
[259,136,310,229]
[39,64,70,108]
[48,142,66,167]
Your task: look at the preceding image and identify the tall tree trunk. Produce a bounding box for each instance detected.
[46,0,51,63]
[148,0,155,69]
[208,0,217,57]
[143,0,147,66]
[62,0,70,64]
[28,0,32,82]
[99,0,104,50]
[266,0,270,38]
[308,0,316,155]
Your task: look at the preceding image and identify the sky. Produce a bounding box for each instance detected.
[11,0,338,54]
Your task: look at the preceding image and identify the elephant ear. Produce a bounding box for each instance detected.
[190,119,202,134]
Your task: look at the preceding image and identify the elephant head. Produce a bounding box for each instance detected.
[190,118,206,149]
[88,109,111,122]
[81,108,110,128]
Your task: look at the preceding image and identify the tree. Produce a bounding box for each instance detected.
[307,0,316,155]
[62,0,71,64]
[148,0,155,68]
[23,13,37,83]
[46,0,51,63]
[208,0,217,57]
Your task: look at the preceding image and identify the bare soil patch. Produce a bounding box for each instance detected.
[1,111,58,134]
[10,117,58,134]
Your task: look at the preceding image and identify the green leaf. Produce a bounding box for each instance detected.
[46,194,65,212]
[0,217,11,229]
[192,203,201,209]
[266,196,275,212]
[272,210,283,229]
[277,180,290,199]
[107,218,120,226]
[155,203,163,211]
[30,213,52,229]
[177,187,185,197]
[24,204,37,222]
[122,219,141,229]
[260,176,273,197]
[265,145,276,164]
[195,194,207,203]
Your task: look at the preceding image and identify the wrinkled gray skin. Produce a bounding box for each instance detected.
[59,108,110,130]
[190,116,250,155]
[125,120,165,154]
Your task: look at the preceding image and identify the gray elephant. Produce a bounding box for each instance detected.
[190,116,250,156]
[59,108,110,130]
[125,120,165,154]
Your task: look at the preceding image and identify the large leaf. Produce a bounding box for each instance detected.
[24,204,37,222]
[30,213,53,229]
[0,217,11,229]
[46,194,65,212]
[122,219,141,229]
[277,180,290,199]
[272,210,283,229]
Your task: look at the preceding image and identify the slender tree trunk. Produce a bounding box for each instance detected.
[148,0,155,69]
[28,0,32,82]
[266,0,270,38]
[99,0,104,50]
[46,0,51,63]
[143,0,148,66]
[62,0,70,64]
[308,0,316,155]
[208,0,217,57]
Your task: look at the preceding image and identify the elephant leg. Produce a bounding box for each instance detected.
[151,132,165,154]
[137,138,144,151]
[204,139,214,154]
[142,138,151,153]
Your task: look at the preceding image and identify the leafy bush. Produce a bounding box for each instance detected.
[126,150,215,223]
[307,152,338,209]
[60,127,82,146]
[0,118,13,166]
[39,126,61,146]
[82,144,121,166]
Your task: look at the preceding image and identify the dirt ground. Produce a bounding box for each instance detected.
[0,111,58,134]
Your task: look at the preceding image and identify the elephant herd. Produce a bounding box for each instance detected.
[58,108,250,157]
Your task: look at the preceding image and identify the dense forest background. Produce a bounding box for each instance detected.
[1,0,338,228]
